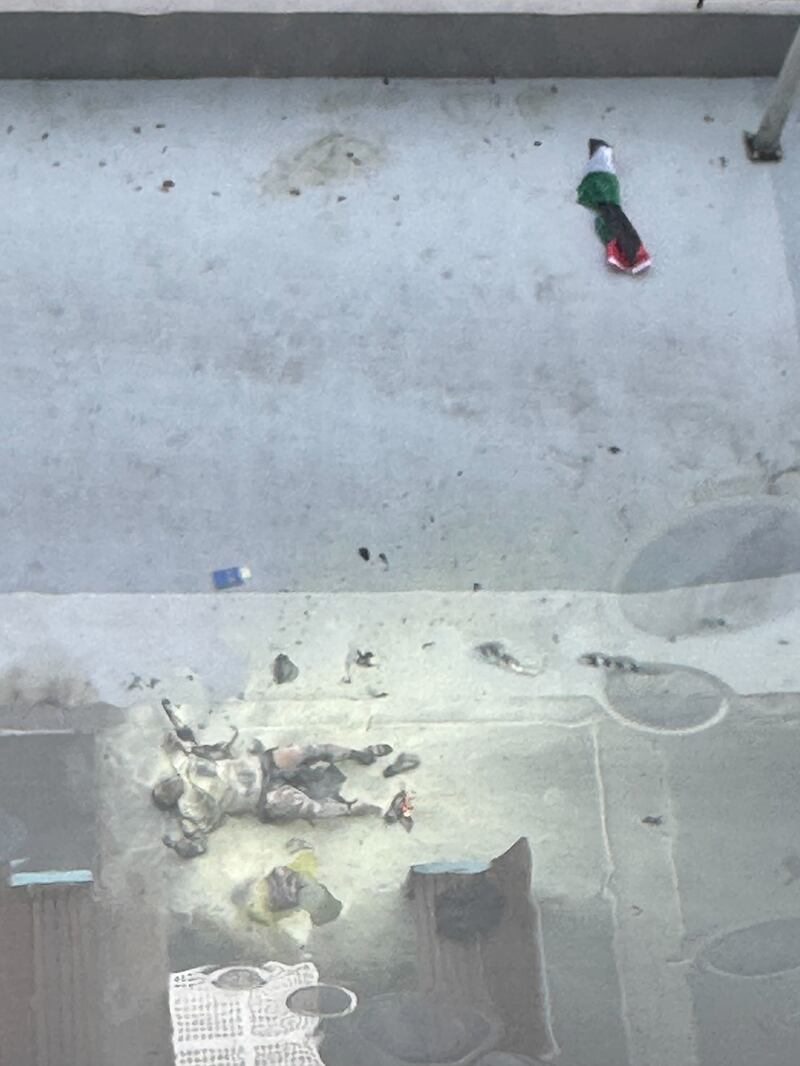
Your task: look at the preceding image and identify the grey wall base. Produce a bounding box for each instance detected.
[0,13,797,79]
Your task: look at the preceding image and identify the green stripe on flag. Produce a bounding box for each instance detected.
[577,171,621,209]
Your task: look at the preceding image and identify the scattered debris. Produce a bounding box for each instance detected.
[422,641,435,650]
[127,674,144,690]
[358,547,370,561]
[378,551,389,569]
[475,642,539,678]
[703,114,714,123]
[98,160,107,167]
[156,122,166,128]
[577,138,651,274]
[273,653,299,685]
[248,853,342,926]
[133,125,141,133]
[631,904,643,916]
[384,752,421,778]
[337,195,347,202]
[385,789,414,832]
[289,187,301,196]
[579,651,640,672]
[534,140,542,147]
[641,815,663,827]
[342,647,378,682]
[779,639,790,645]
[718,155,728,168]
[162,834,207,858]
[700,617,726,628]
[212,565,251,590]
[608,445,622,454]
[41,132,49,140]
[160,179,175,192]
[473,583,483,592]
[286,837,313,854]
[370,690,389,699]
[265,865,302,910]
[147,677,160,689]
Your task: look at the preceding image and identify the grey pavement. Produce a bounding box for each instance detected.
[0,78,799,593]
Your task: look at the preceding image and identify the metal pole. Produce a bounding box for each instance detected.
[745,24,800,161]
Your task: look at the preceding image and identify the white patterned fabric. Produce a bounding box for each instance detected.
[169,962,332,1066]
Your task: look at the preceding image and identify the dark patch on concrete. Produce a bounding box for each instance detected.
[0,732,96,871]
[517,85,559,118]
[260,132,381,196]
[701,918,800,977]
[447,400,481,421]
[534,275,557,302]
[0,662,107,731]
[0,809,27,861]
[620,501,800,594]
[781,853,800,885]
[167,909,243,973]
[605,664,727,732]
[279,356,305,385]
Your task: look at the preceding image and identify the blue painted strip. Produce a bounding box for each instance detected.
[411,860,489,874]
[9,869,93,886]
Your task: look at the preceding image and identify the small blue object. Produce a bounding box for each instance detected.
[212,566,251,590]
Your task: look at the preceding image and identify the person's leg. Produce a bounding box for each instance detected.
[264,784,381,821]
[272,743,392,772]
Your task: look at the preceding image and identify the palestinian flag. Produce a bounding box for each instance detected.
[577,139,651,275]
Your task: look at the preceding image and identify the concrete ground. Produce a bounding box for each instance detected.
[1,77,800,1066]
[1,77,800,594]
